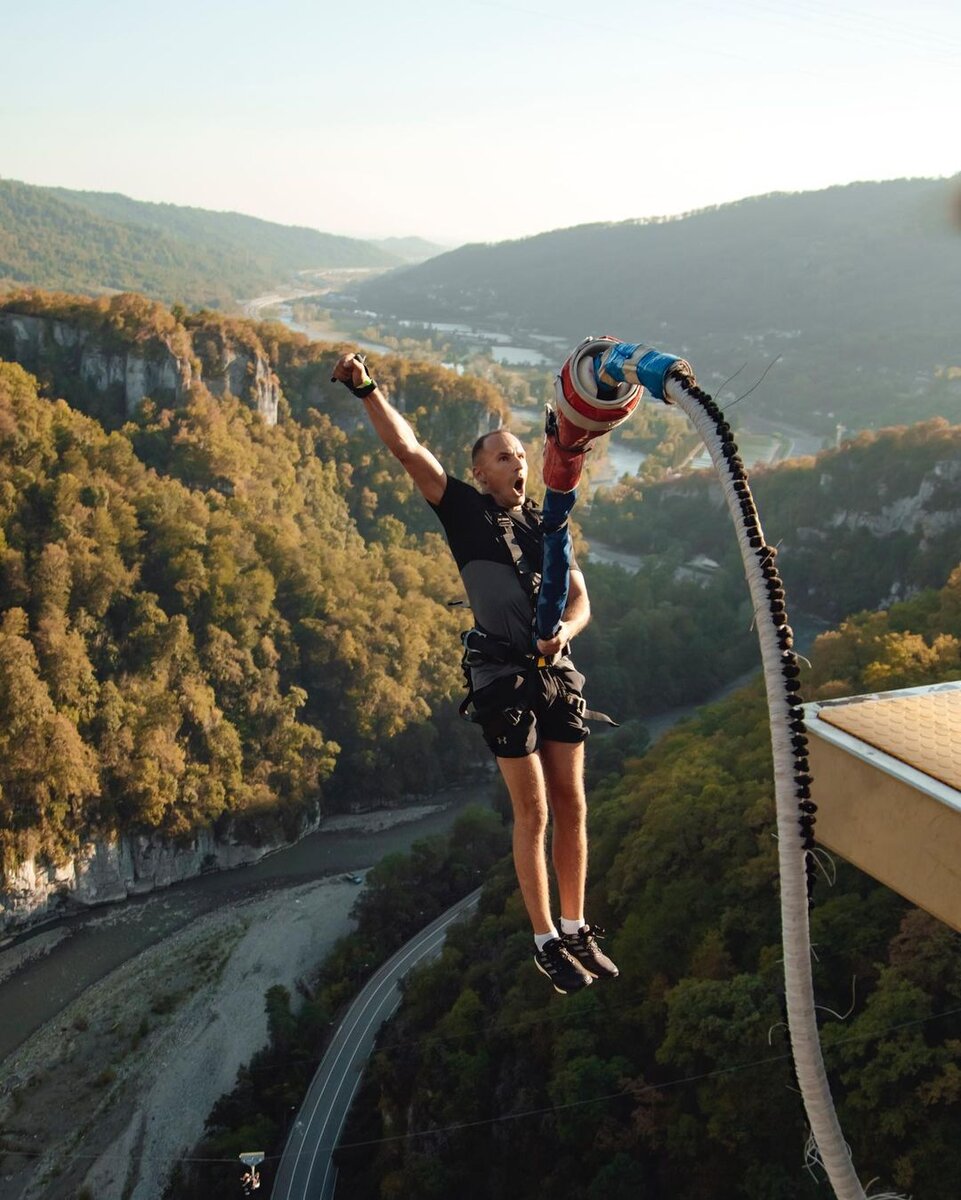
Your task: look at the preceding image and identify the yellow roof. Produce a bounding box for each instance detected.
[817,687,961,791]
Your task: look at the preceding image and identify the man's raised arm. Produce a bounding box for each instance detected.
[332,352,447,505]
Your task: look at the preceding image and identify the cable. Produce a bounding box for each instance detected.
[282,999,961,1154]
[3,1001,959,1166]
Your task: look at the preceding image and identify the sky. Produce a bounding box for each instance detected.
[2,0,959,245]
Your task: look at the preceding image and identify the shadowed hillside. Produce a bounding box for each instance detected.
[352,178,961,434]
[0,178,403,307]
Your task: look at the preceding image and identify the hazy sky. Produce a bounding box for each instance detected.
[3,0,959,245]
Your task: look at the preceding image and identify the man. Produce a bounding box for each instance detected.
[332,352,618,995]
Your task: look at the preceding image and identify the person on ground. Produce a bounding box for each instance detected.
[332,352,618,995]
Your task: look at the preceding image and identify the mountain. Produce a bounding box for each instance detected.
[0,178,403,307]
[370,235,450,263]
[350,178,961,434]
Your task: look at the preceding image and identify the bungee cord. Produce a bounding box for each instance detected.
[536,336,903,1199]
[659,364,874,1198]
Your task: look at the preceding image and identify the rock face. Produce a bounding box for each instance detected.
[193,330,281,425]
[0,311,194,416]
[0,819,317,936]
[0,311,280,426]
[822,459,961,541]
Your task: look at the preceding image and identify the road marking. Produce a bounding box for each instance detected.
[277,890,479,1200]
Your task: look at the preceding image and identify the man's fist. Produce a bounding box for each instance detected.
[331,353,374,394]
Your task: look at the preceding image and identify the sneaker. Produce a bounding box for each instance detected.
[534,937,594,994]
[561,924,619,979]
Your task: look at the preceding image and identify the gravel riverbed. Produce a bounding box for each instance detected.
[0,806,446,1200]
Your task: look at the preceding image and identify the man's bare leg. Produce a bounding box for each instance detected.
[495,753,553,933]
[540,740,587,924]
[541,739,619,980]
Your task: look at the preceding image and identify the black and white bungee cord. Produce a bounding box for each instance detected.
[662,367,907,1200]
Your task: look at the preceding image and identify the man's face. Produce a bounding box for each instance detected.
[473,431,528,508]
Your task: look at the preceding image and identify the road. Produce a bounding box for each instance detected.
[272,887,482,1200]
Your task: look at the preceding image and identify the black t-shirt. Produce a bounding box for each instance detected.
[430,475,577,687]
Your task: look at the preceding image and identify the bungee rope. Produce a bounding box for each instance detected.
[538,337,899,1200]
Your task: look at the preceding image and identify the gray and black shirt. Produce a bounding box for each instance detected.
[430,475,579,689]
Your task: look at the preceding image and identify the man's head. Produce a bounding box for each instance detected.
[472,429,528,509]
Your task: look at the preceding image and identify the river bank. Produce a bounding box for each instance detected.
[0,791,488,1064]
[0,799,483,1200]
[1,876,359,1200]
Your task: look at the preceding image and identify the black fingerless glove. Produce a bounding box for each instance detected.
[331,354,377,398]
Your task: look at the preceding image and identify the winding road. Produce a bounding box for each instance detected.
[272,887,482,1200]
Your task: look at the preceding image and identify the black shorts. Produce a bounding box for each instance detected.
[470,663,590,759]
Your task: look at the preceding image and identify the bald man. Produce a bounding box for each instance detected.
[333,353,618,995]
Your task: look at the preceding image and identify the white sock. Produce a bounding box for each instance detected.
[534,928,559,951]
[560,917,586,936]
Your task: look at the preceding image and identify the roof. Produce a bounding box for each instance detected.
[815,681,961,796]
[803,681,961,931]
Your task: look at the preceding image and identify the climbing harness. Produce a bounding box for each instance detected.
[458,497,614,727]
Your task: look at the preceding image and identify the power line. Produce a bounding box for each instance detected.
[4,1000,960,1167]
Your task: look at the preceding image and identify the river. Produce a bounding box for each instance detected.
[0,783,492,1063]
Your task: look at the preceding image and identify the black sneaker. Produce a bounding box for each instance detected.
[534,937,594,994]
[561,925,619,979]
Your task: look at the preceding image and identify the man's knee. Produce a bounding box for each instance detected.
[550,786,586,820]
[509,788,549,834]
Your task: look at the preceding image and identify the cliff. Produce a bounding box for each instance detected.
[0,309,193,414]
[0,300,280,425]
[0,817,317,936]
[585,419,961,622]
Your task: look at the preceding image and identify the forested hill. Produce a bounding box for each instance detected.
[369,235,449,262]
[332,576,961,1196]
[0,291,507,907]
[5,287,961,901]
[188,569,961,1200]
[353,177,961,433]
[0,178,406,307]
[585,418,961,622]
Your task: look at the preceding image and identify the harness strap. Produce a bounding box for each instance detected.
[463,499,616,726]
[485,506,541,602]
[458,629,617,727]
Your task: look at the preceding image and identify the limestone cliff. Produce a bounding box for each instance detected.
[189,322,281,425]
[817,458,961,541]
[0,311,193,415]
[0,309,280,426]
[0,817,318,936]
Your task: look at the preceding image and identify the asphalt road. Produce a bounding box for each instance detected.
[272,887,482,1200]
